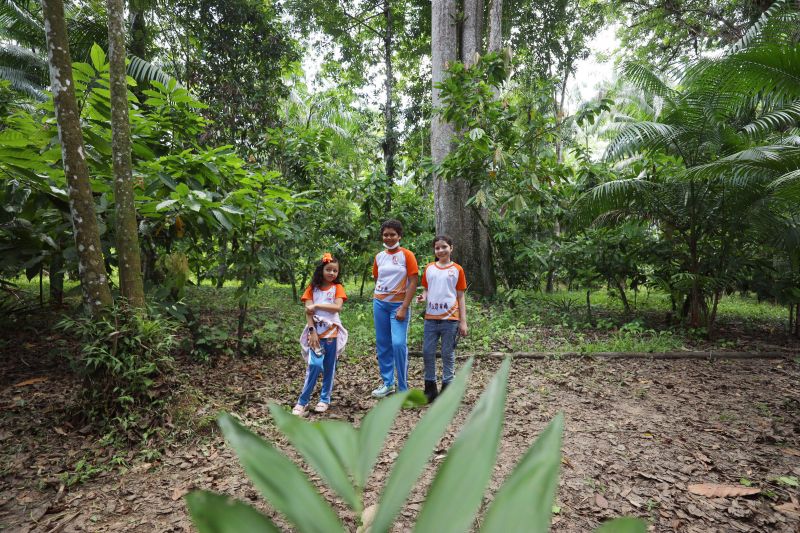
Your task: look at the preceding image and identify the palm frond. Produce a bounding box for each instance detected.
[0,43,46,76]
[0,65,46,99]
[769,168,800,202]
[730,0,791,52]
[742,101,800,138]
[603,121,684,161]
[0,0,44,41]
[620,62,677,103]
[575,177,655,226]
[127,55,180,89]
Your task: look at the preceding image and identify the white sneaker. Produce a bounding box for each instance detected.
[371,384,396,398]
[291,404,306,416]
[314,402,329,413]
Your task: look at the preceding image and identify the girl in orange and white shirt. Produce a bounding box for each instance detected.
[416,235,467,403]
[371,219,418,398]
[292,253,348,416]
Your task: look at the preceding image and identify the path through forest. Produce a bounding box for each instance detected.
[2,351,799,532]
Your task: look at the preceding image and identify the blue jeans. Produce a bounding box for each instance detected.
[423,319,458,383]
[373,298,410,391]
[297,337,338,406]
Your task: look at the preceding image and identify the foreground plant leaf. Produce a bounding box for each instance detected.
[356,392,408,490]
[687,483,760,498]
[370,358,474,533]
[269,404,360,512]
[415,357,511,532]
[217,413,344,532]
[480,412,564,531]
[186,491,280,533]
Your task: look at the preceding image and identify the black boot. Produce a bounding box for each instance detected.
[424,380,438,404]
[440,380,450,394]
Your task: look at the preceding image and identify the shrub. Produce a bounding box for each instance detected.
[186,358,647,532]
[57,304,177,436]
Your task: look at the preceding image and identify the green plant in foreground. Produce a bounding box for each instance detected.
[185,358,647,532]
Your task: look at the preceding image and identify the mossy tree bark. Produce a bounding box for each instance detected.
[107,0,145,308]
[41,0,112,316]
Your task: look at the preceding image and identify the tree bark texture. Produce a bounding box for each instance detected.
[432,0,496,297]
[382,0,396,212]
[108,0,145,308]
[41,0,112,316]
[461,0,483,65]
[487,0,502,52]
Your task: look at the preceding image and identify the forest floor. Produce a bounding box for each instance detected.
[2,307,799,533]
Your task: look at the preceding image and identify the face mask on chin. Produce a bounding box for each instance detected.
[383,241,400,250]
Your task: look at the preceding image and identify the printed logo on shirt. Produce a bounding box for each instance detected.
[392,255,400,264]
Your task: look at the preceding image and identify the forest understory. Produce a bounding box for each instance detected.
[2,315,798,533]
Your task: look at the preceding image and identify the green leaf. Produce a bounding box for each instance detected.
[415,358,511,532]
[185,491,280,533]
[355,392,407,490]
[90,43,106,71]
[269,403,361,512]
[403,389,428,408]
[595,517,648,533]
[776,476,798,487]
[217,414,344,533]
[155,199,178,211]
[371,359,474,533]
[175,183,190,197]
[481,413,564,532]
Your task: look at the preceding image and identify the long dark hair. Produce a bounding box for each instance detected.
[310,255,342,290]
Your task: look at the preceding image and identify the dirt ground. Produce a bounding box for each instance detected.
[2,335,799,532]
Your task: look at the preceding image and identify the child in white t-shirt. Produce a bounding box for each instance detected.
[292,253,348,416]
[416,235,468,403]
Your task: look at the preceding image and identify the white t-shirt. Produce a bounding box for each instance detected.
[301,283,347,338]
[373,247,419,302]
[421,262,467,320]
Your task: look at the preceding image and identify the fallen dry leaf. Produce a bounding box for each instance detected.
[773,501,800,518]
[782,448,800,458]
[595,493,609,508]
[687,484,760,498]
[170,486,189,501]
[13,376,48,387]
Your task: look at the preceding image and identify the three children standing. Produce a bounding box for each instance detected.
[291,221,468,415]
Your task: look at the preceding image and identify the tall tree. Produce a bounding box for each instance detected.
[40,0,112,315]
[107,0,144,307]
[283,0,424,211]
[432,0,497,297]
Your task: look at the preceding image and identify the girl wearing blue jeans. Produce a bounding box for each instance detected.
[416,235,468,403]
[371,220,419,398]
[293,254,348,416]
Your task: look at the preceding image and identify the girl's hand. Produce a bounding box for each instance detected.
[308,330,320,350]
[458,322,468,337]
[305,304,315,315]
[416,293,426,304]
[395,306,407,322]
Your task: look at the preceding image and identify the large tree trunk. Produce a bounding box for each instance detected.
[108,0,145,309]
[432,0,496,297]
[487,0,502,52]
[41,0,112,316]
[382,0,396,212]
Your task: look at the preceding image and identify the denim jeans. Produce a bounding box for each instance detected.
[373,298,410,391]
[422,319,459,383]
[297,337,338,406]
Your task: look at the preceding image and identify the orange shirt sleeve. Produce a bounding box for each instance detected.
[456,264,467,290]
[335,284,347,301]
[372,256,379,279]
[300,285,313,301]
[420,264,429,288]
[403,248,419,276]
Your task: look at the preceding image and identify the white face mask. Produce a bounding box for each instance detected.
[383,241,400,250]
